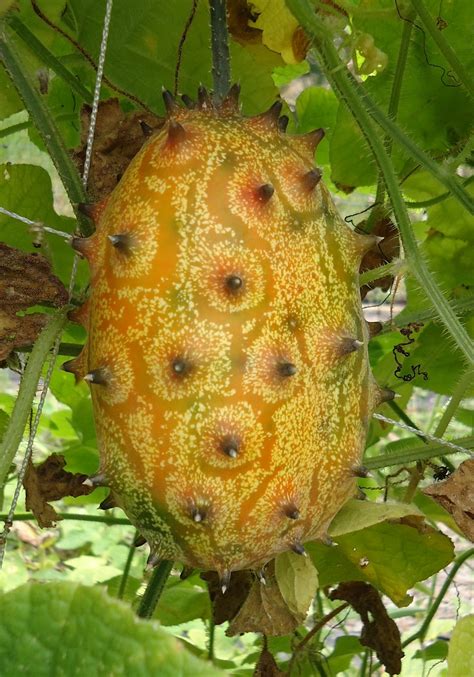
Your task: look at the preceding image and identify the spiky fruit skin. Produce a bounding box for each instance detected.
[71,100,383,578]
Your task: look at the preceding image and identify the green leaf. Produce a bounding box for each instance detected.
[153,578,211,626]
[68,0,280,114]
[307,520,455,606]
[272,61,309,87]
[447,615,474,677]
[414,639,448,661]
[326,635,363,675]
[0,163,82,285]
[0,582,223,675]
[294,85,339,168]
[0,65,23,119]
[274,550,318,617]
[328,499,423,537]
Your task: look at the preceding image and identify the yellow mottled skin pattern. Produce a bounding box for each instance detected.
[70,99,385,579]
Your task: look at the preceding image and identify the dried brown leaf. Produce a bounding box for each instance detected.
[0,243,68,362]
[424,459,474,541]
[254,647,284,676]
[201,570,253,625]
[227,0,262,46]
[73,98,164,201]
[359,217,400,299]
[23,454,92,528]
[329,582,403,676]
[226,562,304,637]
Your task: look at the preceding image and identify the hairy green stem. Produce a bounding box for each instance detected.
[367,13,413,231]
[405,176,474,209]
[0,310,67,491]
[287,0,474,363]
[389,294,474,328]
[0,28,88,226]
[364,435,474,469]
[402,548,474,646]
[359,260,403,287]
[409,0,474,99]
[6,15,93,103]
[433,368,474,439]
[0,112,78,139]
[137,560,174,619]
[209,0,231,103]
[0,511,131,525]
[118,531,139,599]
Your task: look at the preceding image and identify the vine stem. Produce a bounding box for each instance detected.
[0,512,131,525]
[364,435,474,470]
[367,11,413,231]
[286,0,474,365]
[0,29,86,214]
[359,259,404,287]
[209,0,231,103]
[409,0,474,100]
[288,603,349,672]
[0,310,67,492]
[136,560,174,619]
[6,15,93,103]
[117,530,139,599]
[432,368,474,439]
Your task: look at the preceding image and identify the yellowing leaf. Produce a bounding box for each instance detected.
[275,551,318,617]
[308,520,454,606]
[251,0,302,63]
[447,615,474,677]
[329,499,423,537]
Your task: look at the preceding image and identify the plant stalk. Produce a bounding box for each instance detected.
[0,28,89,230]
[0,511,131,525]
[137,560,174,619]
[209,0,231,103]
[6,15,93,103]
[364,435,474,470]
[0,310,67,491]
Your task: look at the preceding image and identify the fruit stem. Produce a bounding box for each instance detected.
[358,259,404,287]
[286,0,474,364]
[137,560,174,619]
[209,0,231,104]
[0,310,67,494]
[409,0,474,100]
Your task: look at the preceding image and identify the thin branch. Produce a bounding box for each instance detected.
[0,310,67,490]
[137,560,174,619]
[288,603,349,672]
[0,512,131,525]
[117,531,139,599]
[364,435,474,470]
[209,0,231,103]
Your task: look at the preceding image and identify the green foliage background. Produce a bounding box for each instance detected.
[0,0,473,675]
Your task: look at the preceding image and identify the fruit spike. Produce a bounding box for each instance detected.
[162,88,177,116]
[69,90,391,576]
[140,120,154,137]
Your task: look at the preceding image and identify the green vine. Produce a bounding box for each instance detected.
[209,0,231,103]
[0,310,67,492]
[364,435,474,470]
[137,560,174,619]
[6,15,93,104]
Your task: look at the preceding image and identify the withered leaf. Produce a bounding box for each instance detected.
[201,569,253,625]
[359,217,400,299]
[329,582,403,676]
[254,647,284,677]
[23,454,92,528]
[424,459,474,541]
[0,243,68,362]
[227,0,262,46]
[226,562,305,637]
[73,98,164,202]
